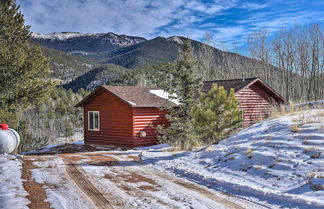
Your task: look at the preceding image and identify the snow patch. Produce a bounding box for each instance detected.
[149,90,180,105]
[166,36,184,45]
[0,154,29,209]
[127,101,136,106]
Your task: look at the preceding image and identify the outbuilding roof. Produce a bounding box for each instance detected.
[202,77,258,93]
[202,77,286,103]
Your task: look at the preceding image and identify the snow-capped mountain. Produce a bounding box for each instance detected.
[31,32,147,53]
[32,32,94,40]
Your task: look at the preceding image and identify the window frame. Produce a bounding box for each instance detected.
[88,111,100,131]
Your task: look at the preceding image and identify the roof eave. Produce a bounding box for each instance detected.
[235,78,286,103]
[75,85,134,108]
[75,86,103,107]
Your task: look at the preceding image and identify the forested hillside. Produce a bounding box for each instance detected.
[36,43,96,83]
[18,88,89,152]
[63,64,130,91]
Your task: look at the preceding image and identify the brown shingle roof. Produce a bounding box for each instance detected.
[202,77,286,103]
[102,86,171,107]
[202,77,259,93]
[75,85,173,107]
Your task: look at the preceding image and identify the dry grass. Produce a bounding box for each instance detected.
[302,140,310,145]
[307,172,316,181]
[269,101,304,118]
[290,124,301,133]
[206,146,215,152]
[246,148,253,155]
[310,152,321,159]
[253,165,262,170]
[303,147,317,154]
[245,148,253,159]
[271,102,324,130]
[311,184,324,191]
[268,101,323,119]
[316,111,324,117]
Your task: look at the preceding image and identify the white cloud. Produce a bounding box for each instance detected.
[16,0,323,50]
[17,0,234,38]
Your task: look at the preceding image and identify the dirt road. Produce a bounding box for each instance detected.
[21,151,265,209]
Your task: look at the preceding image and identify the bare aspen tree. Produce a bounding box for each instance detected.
[248,29,272,85]
[295,26,310,100]
[308,24,323,101]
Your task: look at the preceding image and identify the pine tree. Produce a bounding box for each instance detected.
[0,0,53,126]
[191,84,242,145]
[157,40,202,149]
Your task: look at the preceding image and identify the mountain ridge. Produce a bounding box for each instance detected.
[32,31,285,92]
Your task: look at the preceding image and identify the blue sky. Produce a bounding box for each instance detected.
[17,0,324,48]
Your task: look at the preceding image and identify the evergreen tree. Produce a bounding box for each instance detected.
[0,0,53,126]
[157,40,202,149]
[191,84,242,145]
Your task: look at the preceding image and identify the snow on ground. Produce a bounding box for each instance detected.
[0,154,29,209]
[143,109,324,208]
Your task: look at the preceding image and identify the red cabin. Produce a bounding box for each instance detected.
[75,86,171,147]
[76,77,285,147]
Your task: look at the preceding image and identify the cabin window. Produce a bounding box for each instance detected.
[88,111,100,131]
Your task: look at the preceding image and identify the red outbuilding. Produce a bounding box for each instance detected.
[203,77,286,127]
[76,77,285,147]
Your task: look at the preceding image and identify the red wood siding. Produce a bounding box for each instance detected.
[132,108,168,147]
[235,82,280,127]
[83,89,133,147]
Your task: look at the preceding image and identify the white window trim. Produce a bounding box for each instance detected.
[88,111,100,131]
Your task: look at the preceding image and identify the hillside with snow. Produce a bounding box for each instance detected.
[143,109,324,208]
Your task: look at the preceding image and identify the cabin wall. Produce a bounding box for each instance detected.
[83,90,133,147]
[132,107,168,147]
[235,82,280,127]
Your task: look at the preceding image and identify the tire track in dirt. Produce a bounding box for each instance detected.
[62,157,114,209]
[21,156,52,209]
[104,169,177,208]
[116,154,247,208]
[145,169,245,209]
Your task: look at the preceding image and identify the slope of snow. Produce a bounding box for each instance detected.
[0,154,29,209]
[143,109,324,208]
